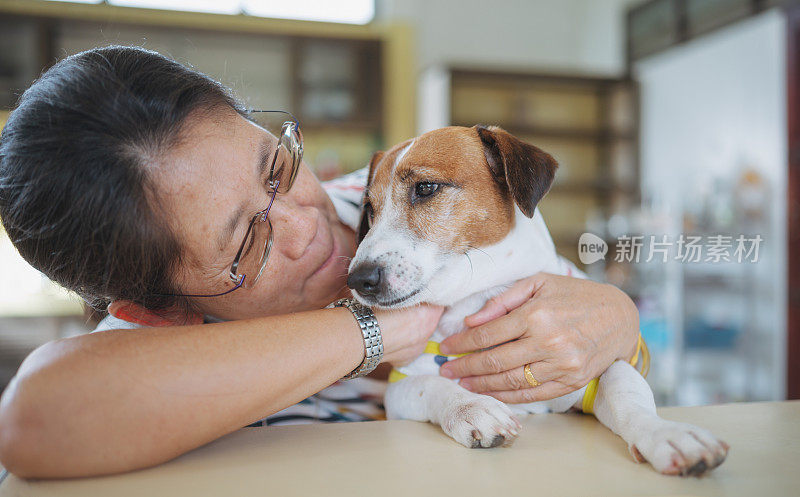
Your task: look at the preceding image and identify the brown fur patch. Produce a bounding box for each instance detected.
[367,128,516,253]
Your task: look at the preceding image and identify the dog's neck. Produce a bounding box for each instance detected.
[430,207,560,342]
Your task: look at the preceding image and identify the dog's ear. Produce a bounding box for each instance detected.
[357,151,384,244]
[475,125,558,218]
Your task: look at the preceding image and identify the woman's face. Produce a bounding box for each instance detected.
[152,108,356,320]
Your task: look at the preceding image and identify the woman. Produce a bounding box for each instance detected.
[0,46,639,478]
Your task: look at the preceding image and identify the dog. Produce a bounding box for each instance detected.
[347,125,729,476]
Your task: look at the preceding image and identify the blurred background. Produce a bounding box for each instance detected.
[0,0,797,407]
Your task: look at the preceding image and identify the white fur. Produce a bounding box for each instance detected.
[391,140,414,177]
[350,168,728,475]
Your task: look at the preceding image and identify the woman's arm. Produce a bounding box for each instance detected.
[437,272,639,403]
[0,305,442,478]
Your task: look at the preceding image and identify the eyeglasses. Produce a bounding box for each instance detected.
[163,110,303,299]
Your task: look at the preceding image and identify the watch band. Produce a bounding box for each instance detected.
[334,298,383,380]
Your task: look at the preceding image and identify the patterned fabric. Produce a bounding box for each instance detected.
[322,166,369,232]
[92,166,585,426]
[245,377,387,426]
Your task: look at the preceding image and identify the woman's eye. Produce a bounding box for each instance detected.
[415,182,440,198]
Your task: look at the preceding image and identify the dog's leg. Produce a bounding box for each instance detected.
[385,375,521,448]
[591,360,729,476]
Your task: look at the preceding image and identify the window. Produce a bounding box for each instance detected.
[47,0,375,24]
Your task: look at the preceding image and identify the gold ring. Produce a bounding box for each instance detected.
[524,363,541,388]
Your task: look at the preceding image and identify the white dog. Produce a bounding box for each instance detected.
[347,125,728,476]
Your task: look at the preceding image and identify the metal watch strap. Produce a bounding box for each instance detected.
[334,298,383,379]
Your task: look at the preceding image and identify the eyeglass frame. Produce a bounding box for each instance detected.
[157,109,303,299]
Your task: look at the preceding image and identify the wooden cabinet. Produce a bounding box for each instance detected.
[0,4,389,178]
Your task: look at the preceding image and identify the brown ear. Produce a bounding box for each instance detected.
[357,151,384,244]
[475,125,558,218]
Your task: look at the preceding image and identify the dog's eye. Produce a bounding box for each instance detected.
[364,202,374,224]
[415,182,440,198]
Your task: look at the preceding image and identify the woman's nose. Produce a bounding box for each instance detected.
[269,199,319,261]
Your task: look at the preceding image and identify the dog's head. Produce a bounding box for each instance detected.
[348,125,557,308]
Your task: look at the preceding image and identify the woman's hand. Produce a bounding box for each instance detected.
[377,304,445,366]
[437,272,639,403]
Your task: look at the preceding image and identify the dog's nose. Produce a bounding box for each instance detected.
[348,264,383,297]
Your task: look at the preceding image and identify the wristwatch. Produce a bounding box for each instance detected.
[334,298,383,379]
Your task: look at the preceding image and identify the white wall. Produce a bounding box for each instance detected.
[376,0,641,75]
[634,9,788,399]
[635,10,787,206]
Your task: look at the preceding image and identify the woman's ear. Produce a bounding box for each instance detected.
[475,125,558,218]
[357,151,384,244]
[108,300,202,327]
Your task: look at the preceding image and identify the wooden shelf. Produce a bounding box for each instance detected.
[453,121,635,141]
[0,0,418,145]
[550,230,583,248]
[550,180,638,195]
[450,67,626,88]
[300,119,381,132]
[509,125,635,141]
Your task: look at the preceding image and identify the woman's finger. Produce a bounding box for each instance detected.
[440,338,544,378]
[484,381,574,404]
[463,273,548,328]
[458,361,557,393]
[439,311,526,355]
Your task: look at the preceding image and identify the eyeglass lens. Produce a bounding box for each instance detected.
[238,217,273,289]
[233,122,301,289]
[271,124,301,194]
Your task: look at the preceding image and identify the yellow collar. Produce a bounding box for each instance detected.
[388,334,650,414]
[422,340,469,358]
[388,341,469,383]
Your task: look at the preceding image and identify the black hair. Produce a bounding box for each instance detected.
[0,45,246,313]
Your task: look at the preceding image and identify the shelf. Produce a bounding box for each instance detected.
[550,231,583,246]
[550,180,638,195]
[452,121,635,141]
[300,119,381,132]
[299,81,356,91]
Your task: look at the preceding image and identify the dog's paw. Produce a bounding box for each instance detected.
[631,421,729,476]
[440,395,521,448]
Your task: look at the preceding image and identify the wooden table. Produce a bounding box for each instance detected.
[2,401,798,496]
